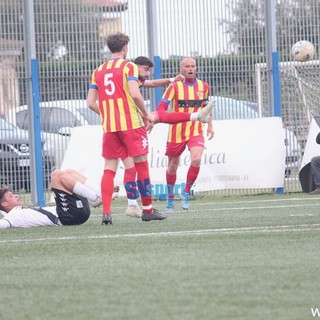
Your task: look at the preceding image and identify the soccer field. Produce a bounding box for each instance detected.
[1,193,320,320]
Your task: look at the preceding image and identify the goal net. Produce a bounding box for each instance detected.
[255,59,320,150]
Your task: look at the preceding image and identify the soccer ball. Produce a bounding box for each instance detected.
[291,40,315,62]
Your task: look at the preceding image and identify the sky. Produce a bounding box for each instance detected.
[120,0,231,59]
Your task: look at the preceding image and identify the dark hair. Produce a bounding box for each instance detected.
[0,186,10,211]
[106,32,130,53]
[133,56,154,68]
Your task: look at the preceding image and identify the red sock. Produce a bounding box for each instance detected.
[157,111,191,124]
[135,160,153,213]
[166,171,177,199]
[124,167,138,200]
[185,166,200,193]
[101,169,115,215]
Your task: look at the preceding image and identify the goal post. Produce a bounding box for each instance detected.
[255,59,320,186]
[255,59,320,124]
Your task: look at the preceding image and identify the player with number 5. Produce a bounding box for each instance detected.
[87,32,166,225]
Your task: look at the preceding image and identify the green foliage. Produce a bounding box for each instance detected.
[223,0,266,55]
[1,0,102,61]
[18,54,262,103]
[276,0,320,52]
[162,54,264,99]
[223,0,320,58]
[5,0,319,104]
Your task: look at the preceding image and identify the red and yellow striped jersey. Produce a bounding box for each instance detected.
[89,58,144,133]
[161,79,209,143]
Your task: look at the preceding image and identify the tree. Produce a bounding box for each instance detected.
[0,0,24,41]
[0,0,102,61]
[34,0,104,61]
[222,0,266,56]
[276,0,320,55]
[222,0,320,59]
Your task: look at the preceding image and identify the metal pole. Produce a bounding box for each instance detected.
[146,0,161,110]
[265,0,281,117]
[24,0,45,205]
[265,0,284,194]
[265,0,275,116]
[146,0,158,60]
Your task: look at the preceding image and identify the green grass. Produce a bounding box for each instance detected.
[1,193,320,320]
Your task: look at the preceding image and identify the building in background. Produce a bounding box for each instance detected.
[0,38,23,118]
[84,0,128,47]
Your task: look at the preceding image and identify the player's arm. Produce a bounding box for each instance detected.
[87,89,99,114]
[156,84,175,112]
[0,218,10,229]
[205,89,214,140]
[128,80,153,122]
[144,74,185,88]
[206,116,214,140]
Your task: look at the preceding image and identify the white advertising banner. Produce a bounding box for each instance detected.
[300,117,320,169]
[298,117,320,192]
[61,117,285,195]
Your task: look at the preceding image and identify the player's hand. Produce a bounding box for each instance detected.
[145,111,159,132]
[207,126,214,140]
[145,112,155,123]
[146,122,154,133]
[150,111,159,124]
[142,112,154,130]
[172,74,185,83]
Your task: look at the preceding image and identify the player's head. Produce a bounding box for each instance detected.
[0,187,22,213]
[107,32,130,58]
[180,57,197,80]
[134,56,154,81]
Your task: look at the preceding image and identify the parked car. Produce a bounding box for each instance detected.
[0,117,54,191]
[9,99,101,134]
[212,96,258,120]
[212,96,301,176]
[8,97,301,177]
[8,100,101,168]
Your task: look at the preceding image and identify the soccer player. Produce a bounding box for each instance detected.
[86,32,166,224]
[157,57,215,212]
[135,56,185,88]
[134,56,213,126]
[121,56,214,218]
[121,56,185,217]
[0,169,101,228]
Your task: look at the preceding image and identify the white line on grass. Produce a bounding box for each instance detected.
[180,197,320,206]
[115,196,320,208]
[1,224,320,244]
[289,214,315,217]
[109,196,320,211]
[90,202,320,218]
[205,203,320,211]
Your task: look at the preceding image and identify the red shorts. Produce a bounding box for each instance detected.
[165,135,205,157]
[102,127,149,160]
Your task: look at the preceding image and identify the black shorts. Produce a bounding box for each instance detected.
[52,188,90,225]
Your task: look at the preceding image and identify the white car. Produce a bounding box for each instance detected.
[0,117,54,191]
[8,100,101,168]
[8,97,301,176]
[212,96,258,120]
[212,96,301,176]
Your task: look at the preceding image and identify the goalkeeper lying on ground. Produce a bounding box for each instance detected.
[0,169,117,229]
